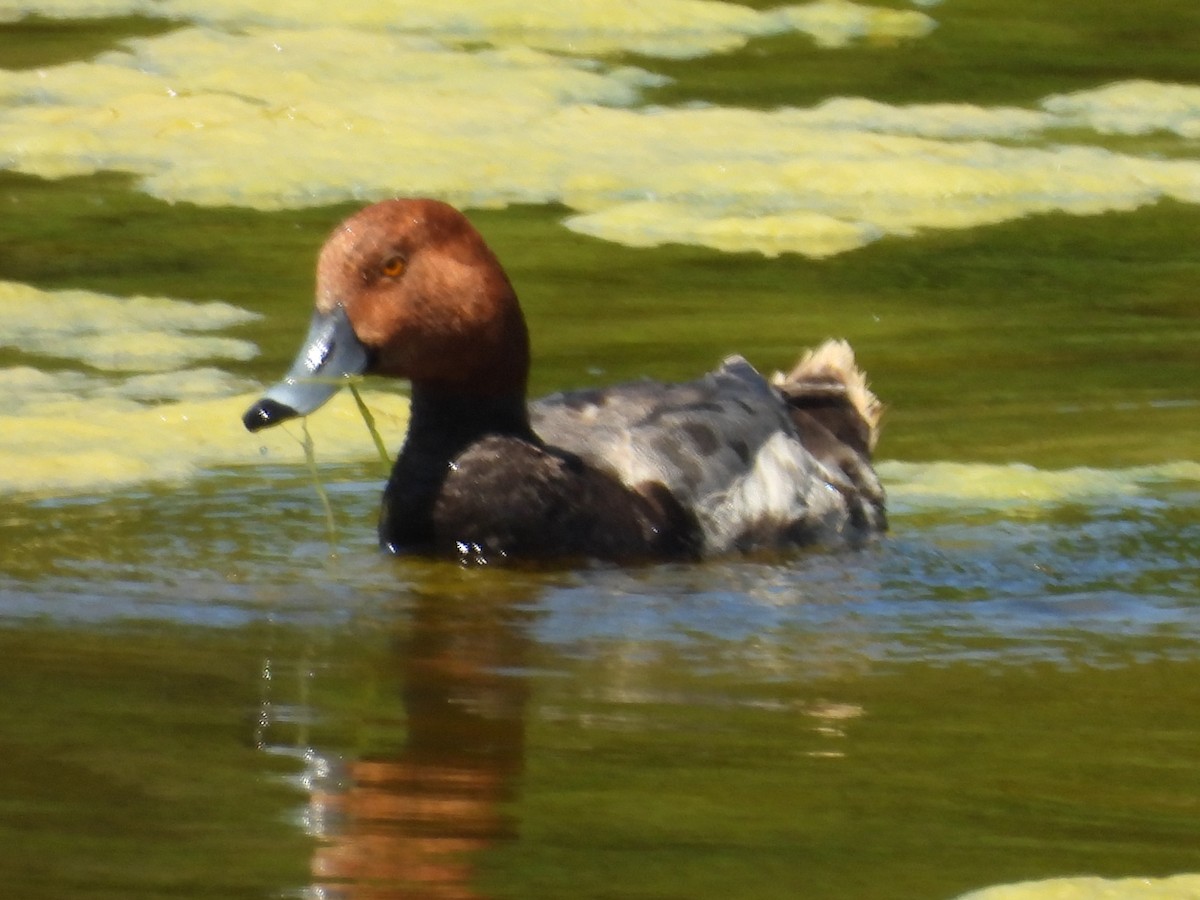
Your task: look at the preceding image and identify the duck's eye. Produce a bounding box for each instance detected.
[380,256,406,278]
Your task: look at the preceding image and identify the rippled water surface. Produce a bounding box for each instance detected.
[2,2,1199,898]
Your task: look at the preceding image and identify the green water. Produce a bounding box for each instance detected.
[2,3,1199,899]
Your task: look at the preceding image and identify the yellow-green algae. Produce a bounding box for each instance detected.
[0,279,409,496]
[957,874,1200,900]
[1,1,1197,259]
[879,460,1200,514]
[1,376,408,496]
[0,279,259,370]
[0,0,935,57]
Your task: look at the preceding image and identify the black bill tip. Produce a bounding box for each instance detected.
[243,398,300,432]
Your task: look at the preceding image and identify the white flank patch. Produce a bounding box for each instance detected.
[698,431,848,553]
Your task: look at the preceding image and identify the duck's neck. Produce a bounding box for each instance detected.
[379,382,536,552]
[407,382,534,454]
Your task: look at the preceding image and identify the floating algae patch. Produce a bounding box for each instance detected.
[0,0,936,58]
[0,279,409,496]
[0,364,254,409]
[0,1,149,21]
[1043,80,1200,138]
[0,25,665,206]
[0,4,1196,261]
[0,373,409,496]
[795,95,1056,139]
[880,460,1200,516]
[773,0,935,49]
[956,874,1200,900]
[1,7,1198,259]
[0,280,259,371]
[560,198,883,258]
[557,104,1200,256]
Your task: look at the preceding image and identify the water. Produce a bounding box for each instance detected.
[2,2,1199,898]
[3,469,1197,898]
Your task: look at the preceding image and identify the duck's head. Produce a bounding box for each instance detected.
[243,199,528,432]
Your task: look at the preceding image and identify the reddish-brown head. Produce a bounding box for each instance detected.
[316,199,530,397]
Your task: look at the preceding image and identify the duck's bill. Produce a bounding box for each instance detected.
[242,306,371,432]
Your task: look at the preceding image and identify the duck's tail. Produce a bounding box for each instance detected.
[773,339,882,454]
[772,339,886,531]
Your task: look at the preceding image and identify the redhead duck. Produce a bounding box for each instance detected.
[243,199,885,561]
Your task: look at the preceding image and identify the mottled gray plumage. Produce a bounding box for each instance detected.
[532,355,884,555]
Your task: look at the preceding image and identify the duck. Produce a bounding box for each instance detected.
[242,199,886,562]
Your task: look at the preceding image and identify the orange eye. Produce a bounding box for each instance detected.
[381,256,405,278]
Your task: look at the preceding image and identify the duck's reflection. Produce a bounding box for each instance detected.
[279,584,532,899]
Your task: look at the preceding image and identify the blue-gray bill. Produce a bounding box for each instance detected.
[242,305,370,432]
